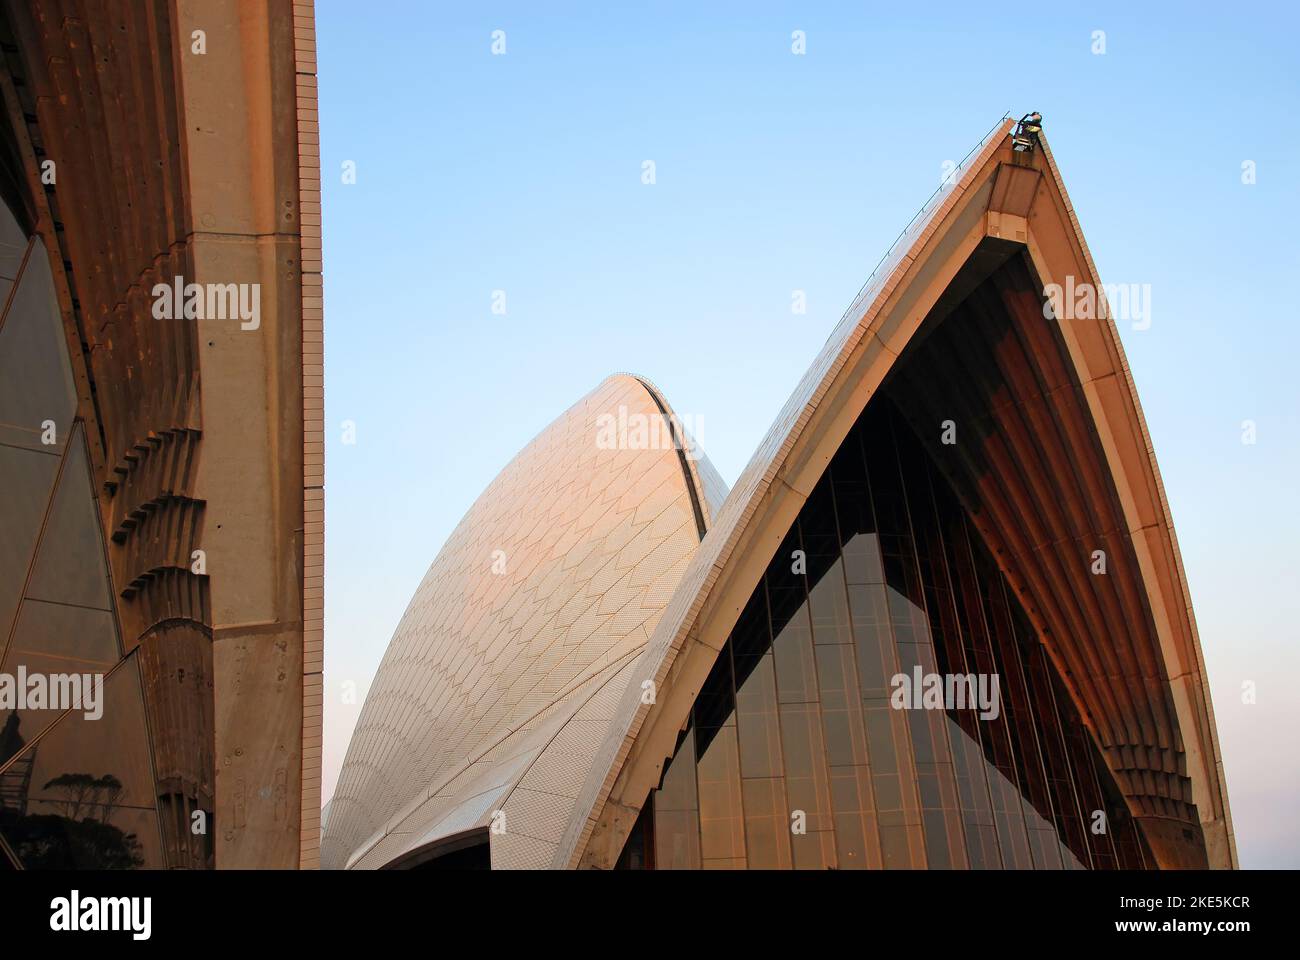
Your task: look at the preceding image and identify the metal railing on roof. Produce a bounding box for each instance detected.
[829,112,1013,343]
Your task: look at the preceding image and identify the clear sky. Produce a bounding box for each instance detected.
[317,1,1299,867]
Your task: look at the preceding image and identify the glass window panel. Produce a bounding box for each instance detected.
[778,702,833,836]
[730,585,771,665]
[0,652,163,868]
[736,653,783,779]
[0,199,27,280]
[842,532,884,586]
[0,602,118,746]
[693,640,735,740]
[849,583,893,700]
[790,827,837,870]
[653,726,701,869]
[808,559,852,645]
[877,815,924,869]
[772,604,818,705]
[652,810,700,870]
[829,764,880,869]
[696,720,745,863]
[765,529,806,630]
[740,776,792,869]
[26,425,113,612]
[0,236,78,457]
[814,643,867,768]
[0,444,58,644]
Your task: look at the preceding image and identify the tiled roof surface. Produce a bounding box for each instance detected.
[322,374,721,868]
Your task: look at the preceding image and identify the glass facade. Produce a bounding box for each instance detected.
[626,399,1151,869]
[0,198,166,869]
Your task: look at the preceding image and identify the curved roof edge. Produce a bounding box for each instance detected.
[556,118,1235,870]
[627,373,730,532]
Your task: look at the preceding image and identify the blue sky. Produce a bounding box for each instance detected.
[317,1,1299,867]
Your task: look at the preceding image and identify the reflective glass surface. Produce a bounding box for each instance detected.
[0,198,166,868]
[633,400,1150,869]
[0,653,163,868]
